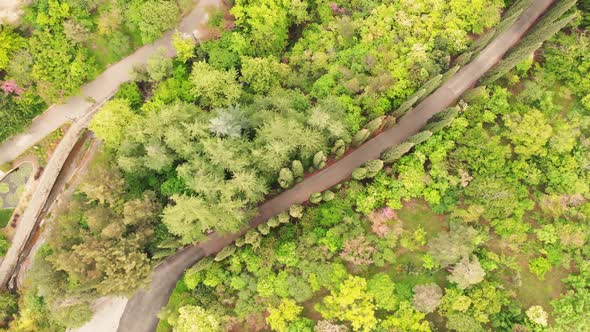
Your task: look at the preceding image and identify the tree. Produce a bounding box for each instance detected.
[407,131,433,145]
[48,238,152,296]
[291,160,304,180]
[526,305,548,327]
[146,51,173,82]
[174,305,222,332]
[448,256,486,289]
[427,224,479,267]
[279,168,295,188]
[313,151,327,169]
[190,61,241,107]
[381,142,415,163]
[503,108,552,157]
[79,156,126,207]
[528,256,551,280]
[0,291,17,324]
[172,32,195,63]
[352,129,370,146]
[380,301,430,332]
[446,313,484,332]
[316,276,377,332]
[29,30,97,103]
[340,236,376,266]
[352,167,367,180]
[89,99,138,148]
[208,105,249,138]
[266,299,302,332]
[412,283,443,313]
[425,107,459,132]
[240,56,290,93]
[367,273,397,311]
[230,0,291,56]
[481,7,576,84]
[364,160,383,178]
[162,195,246,244]
[126,0,180,44]
[314,320,349,332]
[0,25,24,71]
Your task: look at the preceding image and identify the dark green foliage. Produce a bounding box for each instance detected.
[381,142,415,163]
[425,107,460,132]
[467,28,497,54]
[482,1,577,85]
[454,52,473,66]
[392,93,421,118]
[418,74,443,103]
[0,291,17,326]
[0,234,10,256]
[114,82,143,109]
[0,91,46,142]
[407,131,433,145]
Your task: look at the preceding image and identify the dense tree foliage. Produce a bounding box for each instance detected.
[155,9,589,331]
[0,0,188,143]
[11,0,590,330]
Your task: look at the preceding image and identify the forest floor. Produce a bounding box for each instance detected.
[0,0,223,165]
[117,0,558,331]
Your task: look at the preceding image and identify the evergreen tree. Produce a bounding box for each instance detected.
[425,107,459,132]
[310,192,322,204]
[352,167,368,180]
[322,190,335,202]
[278,168,295,189]
[418,74,443,103]
[363,116,385,133]
[352,129,370,146]
[365,159,384,178]
[454,51,473,66]
[392,92,422,118]
[291,160,304,180]
[381,142,415,163]
[467,28,496,54]
[482,11,576,84]
[407,131,433,145]
[331,139,346,159]
[442,65,460,83]
[313,151,327,169]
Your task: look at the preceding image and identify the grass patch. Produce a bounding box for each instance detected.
[0,209,14,228]
[514,260,568,314]
[397,200,449,239]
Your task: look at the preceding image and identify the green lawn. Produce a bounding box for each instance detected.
[397,200,449,239]
[0,209,14,228]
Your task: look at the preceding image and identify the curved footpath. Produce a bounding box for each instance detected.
[118,0,557,331]
[0,0,222,165]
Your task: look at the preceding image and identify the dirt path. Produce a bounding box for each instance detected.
[0,0,222,165]
[118,0,557,331]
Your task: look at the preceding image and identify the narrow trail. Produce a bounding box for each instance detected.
[117,0,557,331]
[0,0,222,165]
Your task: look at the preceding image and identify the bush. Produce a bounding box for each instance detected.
[0,234,10,256]
[309,193,322,204]
[352,167,367,180]
[381,142,415,163]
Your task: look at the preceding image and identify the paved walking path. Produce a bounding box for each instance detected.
[0,0,221,165]
[118,0,557,331]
